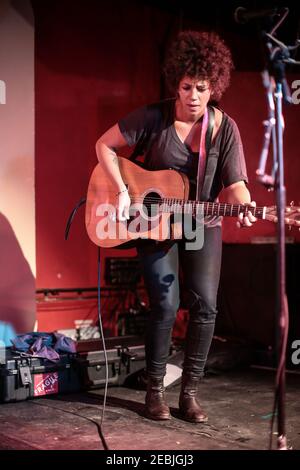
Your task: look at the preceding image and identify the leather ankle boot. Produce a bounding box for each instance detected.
[179,374,208,423]
[145,376,171,420]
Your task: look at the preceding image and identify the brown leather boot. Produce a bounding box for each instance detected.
[145,376,171,420]
[179,374,208,423]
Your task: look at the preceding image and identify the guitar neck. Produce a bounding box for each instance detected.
[158,199,266,220]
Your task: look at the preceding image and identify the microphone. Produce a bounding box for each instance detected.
[234,6,281,24]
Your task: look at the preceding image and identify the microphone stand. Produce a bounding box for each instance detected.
[256,16,300,450]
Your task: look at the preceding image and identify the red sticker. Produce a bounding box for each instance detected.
[33,372,59,396]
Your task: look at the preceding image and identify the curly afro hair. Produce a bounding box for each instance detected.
[164,30,233,101]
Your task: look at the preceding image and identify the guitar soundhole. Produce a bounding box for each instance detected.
[142,192,162,219]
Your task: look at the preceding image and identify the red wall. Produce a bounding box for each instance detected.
[33,2,300,333]
[35,1,170,290]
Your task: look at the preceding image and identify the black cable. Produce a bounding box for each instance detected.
[64,198,86,241]
[32,400,109,450]
[96,246,110,440]
[64,197,110,447]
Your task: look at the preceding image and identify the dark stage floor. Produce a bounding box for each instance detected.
[0,367,299,451]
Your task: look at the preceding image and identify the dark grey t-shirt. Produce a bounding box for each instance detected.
[118,99,248,226]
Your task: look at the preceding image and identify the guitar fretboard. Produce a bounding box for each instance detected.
[136,197,266,219]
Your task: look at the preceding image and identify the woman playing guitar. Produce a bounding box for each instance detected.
[95,30,256,423]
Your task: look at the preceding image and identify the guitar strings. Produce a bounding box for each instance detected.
[127,196,263,217]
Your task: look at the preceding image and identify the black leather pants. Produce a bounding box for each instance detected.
[137,226,222,378]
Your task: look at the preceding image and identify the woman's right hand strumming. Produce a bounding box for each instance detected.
[116,188,131,221]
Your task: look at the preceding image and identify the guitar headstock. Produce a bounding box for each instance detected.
[265,202,300,229]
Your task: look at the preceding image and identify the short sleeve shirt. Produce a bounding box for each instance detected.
[118,99,248,226]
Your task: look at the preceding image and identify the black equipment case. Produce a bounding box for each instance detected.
[76,335,146,389]
[0,336,146,403]
[0,348,82,403]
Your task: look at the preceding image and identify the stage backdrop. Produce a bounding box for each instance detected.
[0,0,35,341]
[33,1,300,339]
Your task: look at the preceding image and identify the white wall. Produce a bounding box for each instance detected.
[0,0,35,337]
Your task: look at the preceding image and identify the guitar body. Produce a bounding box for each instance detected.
[85,157,190,248]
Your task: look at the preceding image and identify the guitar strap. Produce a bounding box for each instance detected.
[196,105,216,202]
